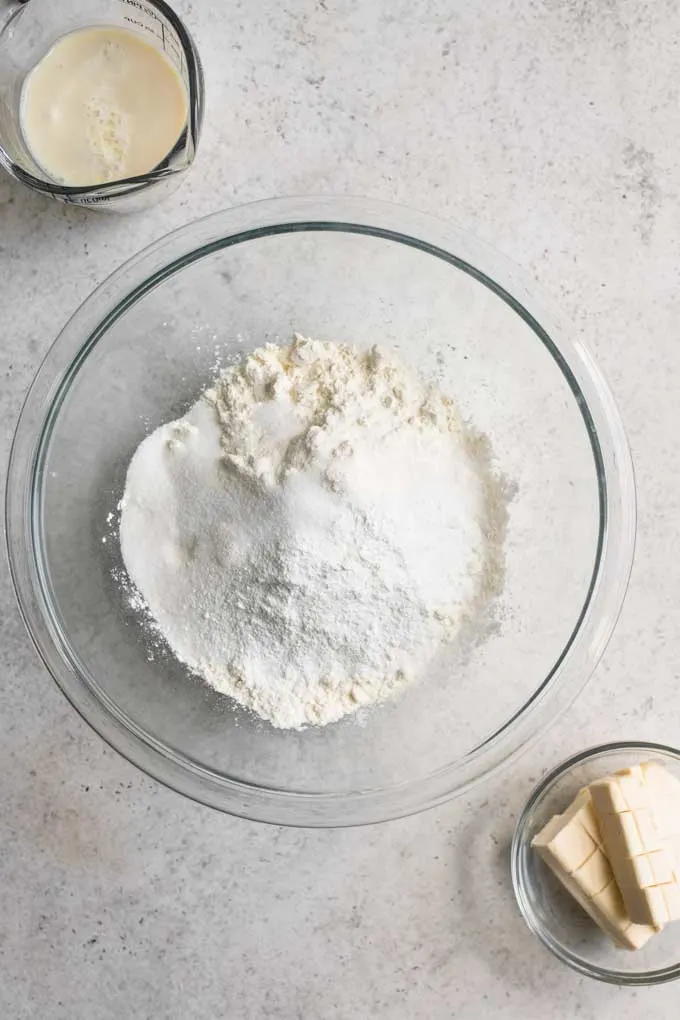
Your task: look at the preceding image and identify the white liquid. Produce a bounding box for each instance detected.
[20,26,189,187]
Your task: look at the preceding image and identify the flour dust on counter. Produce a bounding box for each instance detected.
[118,334,509,730]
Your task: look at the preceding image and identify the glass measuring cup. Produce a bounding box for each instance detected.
[0,0,204,209]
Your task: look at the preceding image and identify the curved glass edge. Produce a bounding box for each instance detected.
[510,742,680,986]
[6,197,637,826]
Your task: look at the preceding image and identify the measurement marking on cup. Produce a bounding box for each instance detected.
[122,0,162,20]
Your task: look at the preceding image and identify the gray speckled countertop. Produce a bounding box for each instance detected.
[2,1,680,1017]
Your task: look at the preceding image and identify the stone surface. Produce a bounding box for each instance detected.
[2,1,680,1016]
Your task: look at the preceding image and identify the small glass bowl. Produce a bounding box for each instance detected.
[511,741,680,985]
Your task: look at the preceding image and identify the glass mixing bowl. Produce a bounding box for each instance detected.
[6,197,636,826]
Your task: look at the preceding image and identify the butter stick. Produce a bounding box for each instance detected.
[531,788,656,950]
[590,763,680,929]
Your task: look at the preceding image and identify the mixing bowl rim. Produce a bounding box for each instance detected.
[5,195,637,826]
[511,740,680,985]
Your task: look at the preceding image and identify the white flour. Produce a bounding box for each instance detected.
[119,335,508,729]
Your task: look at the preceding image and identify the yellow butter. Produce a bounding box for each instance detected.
[531,788,655,950]
[590,762,680,929]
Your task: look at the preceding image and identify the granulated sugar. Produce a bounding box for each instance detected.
[119,334,508,729]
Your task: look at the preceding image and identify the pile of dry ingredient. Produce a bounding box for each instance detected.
[119,334,509,729]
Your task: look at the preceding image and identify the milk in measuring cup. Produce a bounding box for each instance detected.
[20,26,189,187]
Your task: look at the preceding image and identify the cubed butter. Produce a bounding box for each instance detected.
[590,762,680,929]
[531,788,655,950]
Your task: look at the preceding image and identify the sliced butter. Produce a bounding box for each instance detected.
[590,762,680,929]
[531,788,655,950]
